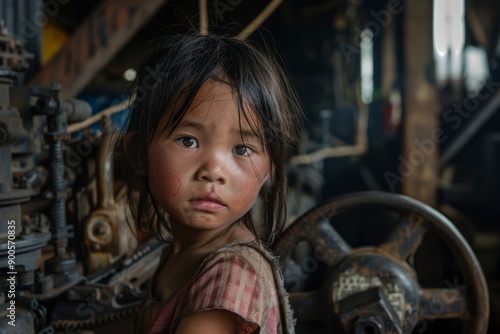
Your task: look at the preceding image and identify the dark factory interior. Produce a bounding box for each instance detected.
[1,0,500,333]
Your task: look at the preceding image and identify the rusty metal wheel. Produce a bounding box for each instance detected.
[273,191,489,334]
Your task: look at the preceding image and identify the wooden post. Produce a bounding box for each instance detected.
[28,0,169,99]
[402,0,440,206]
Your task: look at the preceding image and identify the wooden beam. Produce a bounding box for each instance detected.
[28,0,169,99]
[402,0,440,206]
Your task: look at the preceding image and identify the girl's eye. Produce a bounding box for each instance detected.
[233,145,253,156]
[176,137,198,148]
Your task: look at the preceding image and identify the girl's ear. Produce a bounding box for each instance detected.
[123,131,146,175]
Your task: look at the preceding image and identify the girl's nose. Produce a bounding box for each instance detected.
[195,150,228,184]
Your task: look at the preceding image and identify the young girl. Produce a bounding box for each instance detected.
[120,29,303,334]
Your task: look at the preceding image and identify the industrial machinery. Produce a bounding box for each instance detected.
[274,192,490,334]
[0,25,164,334]
[0,23,490,334]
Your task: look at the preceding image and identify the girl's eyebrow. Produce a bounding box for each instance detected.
[177,120,203,130]
[178,119,261,142]
[236,128,261,142]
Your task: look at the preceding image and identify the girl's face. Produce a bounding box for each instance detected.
[147,80,270,236]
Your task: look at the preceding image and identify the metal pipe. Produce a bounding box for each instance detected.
[199,0,208,35]
[440,90,500,166]
[236,0,283,40]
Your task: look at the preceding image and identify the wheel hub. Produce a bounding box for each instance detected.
[331,249,420,333]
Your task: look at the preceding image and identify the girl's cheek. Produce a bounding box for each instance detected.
[240,179,263,198]
[171,177,183,197]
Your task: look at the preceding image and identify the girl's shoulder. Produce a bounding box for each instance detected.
[204,241,277,273]
[189,241,295,334]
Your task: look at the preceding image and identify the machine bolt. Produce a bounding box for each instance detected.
[355,316,383,334]
[94,223,107,236]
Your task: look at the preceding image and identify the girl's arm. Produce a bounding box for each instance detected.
[176,309,242,334]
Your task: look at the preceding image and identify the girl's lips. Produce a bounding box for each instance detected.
[189,199,226,212]
[189,193,226,212]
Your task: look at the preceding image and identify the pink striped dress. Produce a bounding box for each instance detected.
[134,242,295,334]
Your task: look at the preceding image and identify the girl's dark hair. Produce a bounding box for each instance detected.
[120,29,303,246]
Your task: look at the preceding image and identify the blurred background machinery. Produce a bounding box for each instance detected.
[0,0,499,333]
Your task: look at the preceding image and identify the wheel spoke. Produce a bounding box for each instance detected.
[418,288,467,319]
[288,290,326,322]
[308,218,352,268]
[378,216,427,260]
